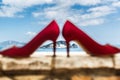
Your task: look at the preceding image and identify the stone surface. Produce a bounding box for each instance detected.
[14,75,46,80]
[93,76,117,80]
[0,77,12,80]
[0,56,114,70]
[0,57,52,70]
[71,75,92,80]
[13,75,70,80]
[55,56,113,69]
[114,54,120,69]
[0,59,2,70]
[2,76,120,80]
[0,56,118,80]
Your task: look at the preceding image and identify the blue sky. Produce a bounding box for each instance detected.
[0,0,120,45]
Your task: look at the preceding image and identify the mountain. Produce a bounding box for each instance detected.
[0,40,25,50]
[40,41,78,48]
[0,40,78,50]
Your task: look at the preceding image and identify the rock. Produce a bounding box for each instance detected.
[93,76,117,80]
[0,57,52,70]
[114,53,120,69]
[71,75,92,80]
[14,75,46,80]
[0,77,12,80]
[0,56,117,80]
[55,56,113,69]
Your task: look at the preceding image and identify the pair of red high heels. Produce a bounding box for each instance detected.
[0,20,120,57]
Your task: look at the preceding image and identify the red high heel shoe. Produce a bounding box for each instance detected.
[0,20,60,57]
[62,20,120,57]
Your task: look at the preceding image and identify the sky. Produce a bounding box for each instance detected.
[0,0,120,45]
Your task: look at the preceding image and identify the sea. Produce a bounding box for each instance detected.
[37,44,120,52]
[37,48,82,52]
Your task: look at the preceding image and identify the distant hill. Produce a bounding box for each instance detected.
[0,40,78,50]
[0,40,25,50]
[40,41,78,48]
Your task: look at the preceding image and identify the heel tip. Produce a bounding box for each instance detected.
[52,55,56,57]
[67,55,70,57]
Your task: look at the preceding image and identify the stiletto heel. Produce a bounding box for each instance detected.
[53,40,56,57]
[0,20,60,57]
[66,41,70,57]
[62,20,120,56]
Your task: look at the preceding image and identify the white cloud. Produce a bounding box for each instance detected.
[45,11,57,18]
[54,0,101,7]
[0,0,103,18]
[80,19,104,26]
[32,0,120,27]
[32,12,42,17]
[0,6,22,17]
[2,0,53,8]
[81,6,116,19]
[1,0,120,27]
[74,0,101,6]
[88,6,114,12]
[38,21,51,26]
[0,0,53,17]
[112,1,120,7]
[32,5,112,26]
[26,31,36,36]
[32,6,74,27]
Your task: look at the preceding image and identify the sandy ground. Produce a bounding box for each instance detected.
[30,51,89,57]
